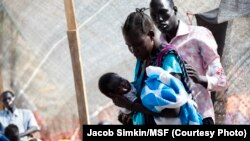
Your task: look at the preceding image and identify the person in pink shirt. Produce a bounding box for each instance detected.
[149,0,227,124]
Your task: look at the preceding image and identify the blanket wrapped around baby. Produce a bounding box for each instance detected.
[140,66,203,125]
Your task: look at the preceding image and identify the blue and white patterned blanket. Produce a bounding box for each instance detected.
[141,66,203,125]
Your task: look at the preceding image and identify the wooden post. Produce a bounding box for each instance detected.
[64,0,89,127]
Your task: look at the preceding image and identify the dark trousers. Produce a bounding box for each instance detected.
[202,117,214,125]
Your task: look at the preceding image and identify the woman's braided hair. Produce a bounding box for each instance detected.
[122,7,154,37]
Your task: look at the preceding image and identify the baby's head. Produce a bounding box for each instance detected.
[98,73,131,98]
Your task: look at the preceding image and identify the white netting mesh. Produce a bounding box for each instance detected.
[9,0,250,140]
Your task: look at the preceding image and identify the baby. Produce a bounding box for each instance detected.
[98,72,159,124]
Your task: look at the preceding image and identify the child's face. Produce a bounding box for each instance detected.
[150,0,178,34]
[109,74,131,95]
[123,33,154,61]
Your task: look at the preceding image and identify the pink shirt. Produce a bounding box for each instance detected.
[160,21,227,121]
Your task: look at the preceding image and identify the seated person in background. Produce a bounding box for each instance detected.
[0,91,40,141]
[4,124,20,141]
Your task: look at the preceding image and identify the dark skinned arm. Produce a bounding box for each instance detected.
[112,95,157,115]
[130,102,159,116]
[132,103,180,117]
[113,95,180,117]
[184,63,208,88]
[19,127,40,138]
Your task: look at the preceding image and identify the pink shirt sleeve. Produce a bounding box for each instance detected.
[197,27,227,92]
[197,27,219,69]
[206,58,227,92]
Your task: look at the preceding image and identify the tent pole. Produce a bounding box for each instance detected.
[63,0,89,127]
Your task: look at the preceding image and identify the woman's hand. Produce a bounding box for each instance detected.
[185,63,208,88]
